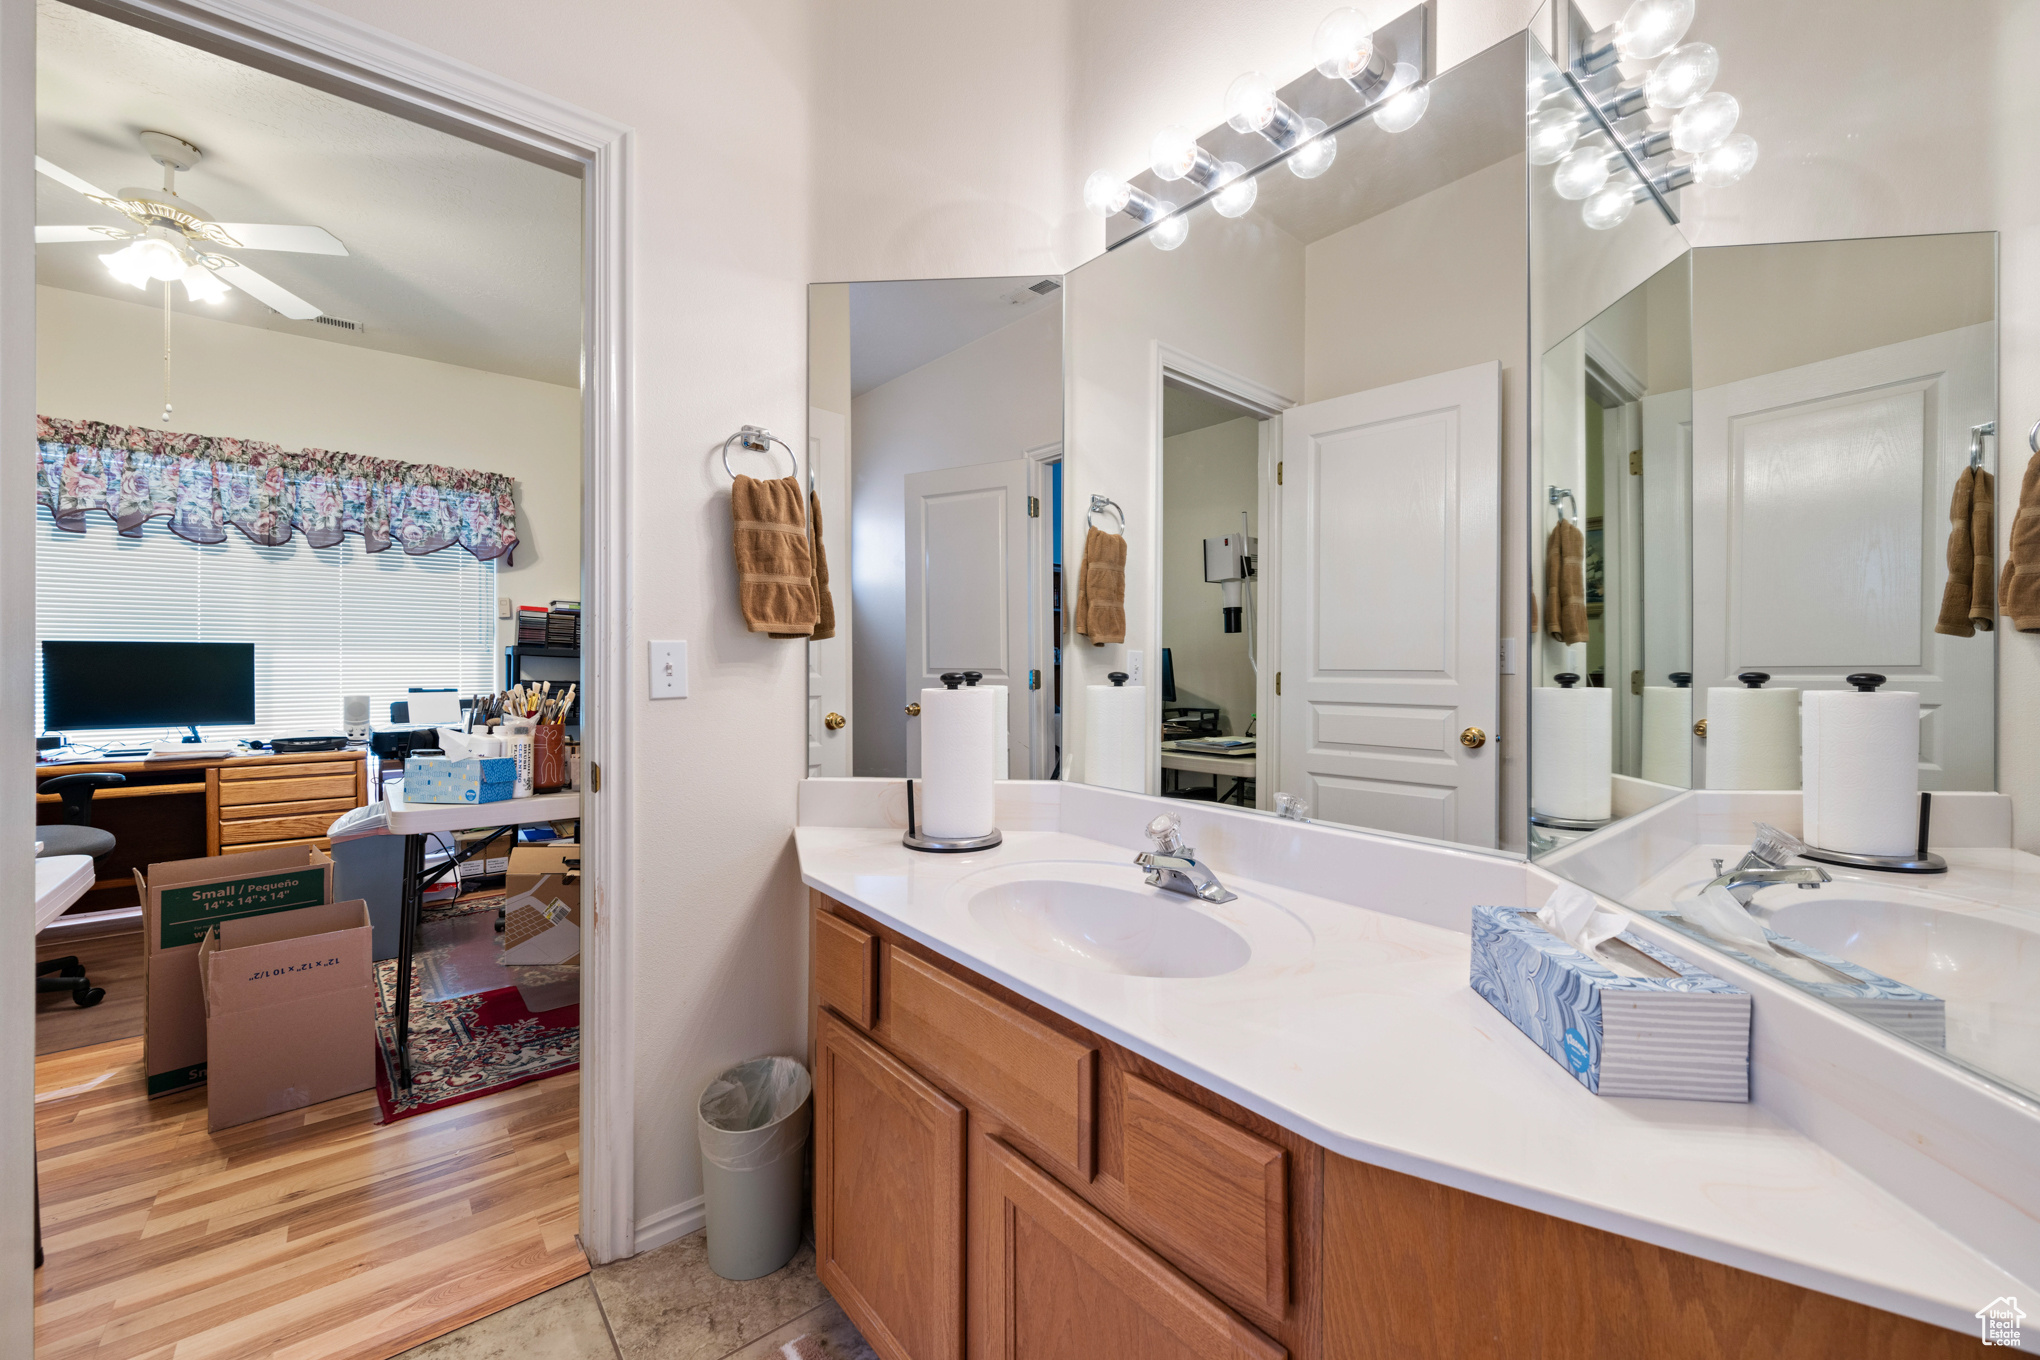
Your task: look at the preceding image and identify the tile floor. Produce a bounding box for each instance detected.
[398,1230,877,1360]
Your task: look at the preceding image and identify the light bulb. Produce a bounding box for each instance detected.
[1644,42,1718,109]
[1671,90,1739,154]
[1150,125,1203,181]
[1084,170,1133,216]
[1526,108,1581,165]
[100,237,187,287]
[1211,163,1257,218]
[1149,209,1188,251]
[1225,71,1280,133]
[1371,70,1429,133]
[1692,132,1759,187]
[1613,0,1694,61]
[1312,7,1376,80]
[181,264,228,304]
[1553,147,1611,200]
[1287,119,1337,178]
[99,243,151,289]
[1582,185,1637,230]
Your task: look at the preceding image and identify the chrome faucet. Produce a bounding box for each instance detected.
[1134,814,1237,904]
[1706,862,1831,909]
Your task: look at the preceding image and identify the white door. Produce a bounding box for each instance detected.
[1692,324,1995,790]
[1277,361,1501,845]
[904,459,1029,777]
[1640,388,1694,784]
[807,407,851,777]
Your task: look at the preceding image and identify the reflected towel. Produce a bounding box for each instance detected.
[1544,518,1588,646]
[731,474,818,637]
[808,490,836,642]
[1074,525,1126,645]
[1936,466,1994,637]
[2002,452,2040,632]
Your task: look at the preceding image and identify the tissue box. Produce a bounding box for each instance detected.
[405,756,515,804]
[1470,905,1751,1102]
[1642,910,1946,1049]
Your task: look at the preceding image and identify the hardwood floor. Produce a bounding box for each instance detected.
[34,1037,585,1359]
[35,931,145,1056]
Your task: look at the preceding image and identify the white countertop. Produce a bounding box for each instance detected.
[35,855,96,931]
[798,823,2035,1342]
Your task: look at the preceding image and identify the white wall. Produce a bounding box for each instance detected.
[34,285,581,652]
[1162,415,1259,736]
[847,304,1061,775]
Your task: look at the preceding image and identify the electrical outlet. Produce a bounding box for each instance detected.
[1500,638,1518,675]
[1127,649,1144,686]
[650,640,687,698]
[498,597,513,620]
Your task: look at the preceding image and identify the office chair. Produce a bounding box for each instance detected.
[35,772,121,1009]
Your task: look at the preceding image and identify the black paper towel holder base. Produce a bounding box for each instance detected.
[902,777,1003,854]
[1800,790,1948,875]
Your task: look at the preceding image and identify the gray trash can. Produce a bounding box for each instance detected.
[698,1056,812,1280]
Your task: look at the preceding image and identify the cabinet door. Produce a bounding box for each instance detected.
[978,1134,1285,1360]
[815,1010,966,1360]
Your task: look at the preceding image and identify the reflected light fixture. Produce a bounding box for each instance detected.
[1287,122,1337,178]
[1671,90,1740,153]
[1612,0,1694,61]
[1224,69,1335,179]
[1643,42,1718,109]
[1211,163,1258,218]
[1371,66,1430,133]
[1581,184,1637,230]
[1083,169,1187,248]
[1553,147,1611,200]
[1149,211,1190,251]
[1692,132,1758,186]
[1526,108,1582,165]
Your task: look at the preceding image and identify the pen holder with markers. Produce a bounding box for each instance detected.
[533,723,568,793]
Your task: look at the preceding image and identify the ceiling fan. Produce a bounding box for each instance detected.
[35,130,346,321]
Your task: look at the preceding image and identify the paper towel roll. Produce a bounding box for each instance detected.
[1084,683,1146,792]
[983,684,1011,778]
[920,685,997,838]
[1531,684,1612,822]
[1705,687,1800,790]
[1803,688,1920,856]
[1640,686,1692,788]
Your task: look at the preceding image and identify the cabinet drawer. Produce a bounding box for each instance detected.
[220,811,348,845]
[219,796,359,822]
[219,774,359,807]
[219,760,357,781]
[1122,1074,1288,1316]
[222,836,330,855]
[885,945,1095,1178]
[814,908,878,1029]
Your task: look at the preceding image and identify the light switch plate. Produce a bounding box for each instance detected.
[1500,637,1518,675]
[650,640,687,698]
[1127,649,1144,686]
[498,597,513,620]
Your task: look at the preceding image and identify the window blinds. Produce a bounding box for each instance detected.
[35,507,497,745]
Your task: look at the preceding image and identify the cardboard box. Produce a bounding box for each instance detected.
[406,756,515,804]
[136,845,334,1098]
[500,843,581,966]
[453,828,512,890]
[198,899,376,1130]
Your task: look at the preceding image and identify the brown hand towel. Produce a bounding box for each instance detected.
[2002,452,2040,631]
[732,474,818,638]
[1074,524,1126,646]
[1937,466,1995,637]
[1544,518,1588,646]
[808,490,836,642]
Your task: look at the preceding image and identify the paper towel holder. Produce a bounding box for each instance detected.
[902,777,1003,854]
[1529,673,1614,831]
[1669,672,1692,688]
[1797,676,1947,873]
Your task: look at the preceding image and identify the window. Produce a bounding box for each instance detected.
[36,508,498,745]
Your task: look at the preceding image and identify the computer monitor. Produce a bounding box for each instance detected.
[42,641,256,732]
[1161,647,1176,703]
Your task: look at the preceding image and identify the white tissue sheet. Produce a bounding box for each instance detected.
[1535,883,1630,953]
[1802,689,1920,857]
[919,685,997,838]
[1704,686,1800,790]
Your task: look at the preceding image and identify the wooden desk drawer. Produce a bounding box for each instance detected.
[1122,1074,1288,1316]
[884,945,1095,1178]
[219,774,358,806]
[220,796,358,823]
[220,760,357,781]
[814,908,877,1029]
[223,836,330,855]
[220,811,350,845]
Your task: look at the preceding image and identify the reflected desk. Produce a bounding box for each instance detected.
[1160,742,1257,805]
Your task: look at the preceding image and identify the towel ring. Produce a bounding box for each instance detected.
[1970,421,1995,470]
[2029,417,2040,456]
[721,425,797,480]
[1548,485,1578,524]
[1087,494,1125,534]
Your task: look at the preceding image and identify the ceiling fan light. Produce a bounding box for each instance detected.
[182,264,228,304]
[99,243,152,290]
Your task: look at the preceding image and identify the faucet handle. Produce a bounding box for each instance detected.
[1276,793,1310,823]
[1145,813,1184,854]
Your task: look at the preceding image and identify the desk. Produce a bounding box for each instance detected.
[35,856,95,932]
[1160,743,1257,804]
[382,781,581,1088]
[36,750,369,916]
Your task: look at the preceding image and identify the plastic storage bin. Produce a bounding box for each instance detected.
[697,1056,812,1280]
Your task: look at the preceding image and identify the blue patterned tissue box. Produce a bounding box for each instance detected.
[1470,905,1751,1102]
[405,756,515,804]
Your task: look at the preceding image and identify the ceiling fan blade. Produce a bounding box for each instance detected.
[36,225,125,243]
[204,223,347,256]
[212,258,322,320]
[34,156,116,203]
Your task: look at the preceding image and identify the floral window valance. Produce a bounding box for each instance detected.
[35,416,519,563]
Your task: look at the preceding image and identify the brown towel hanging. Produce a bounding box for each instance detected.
[1544,518,1588,646]
[1074,524,1126,645]
[1936,465,1995,637]
[2002,450,2040,632]
[808,490,836,642]
[731,474,818,637]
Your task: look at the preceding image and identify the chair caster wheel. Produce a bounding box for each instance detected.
[72,987,104,1008]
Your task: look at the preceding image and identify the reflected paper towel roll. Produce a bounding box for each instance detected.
[1531,680,1612,822]
[920,685,997,838]
[1084,680,1145,793]
[1803,682,1920,856]
[1640,685,1692,788]
[1705,682,1800,790]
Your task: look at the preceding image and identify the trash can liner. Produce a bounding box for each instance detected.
[698,1057,813,1173]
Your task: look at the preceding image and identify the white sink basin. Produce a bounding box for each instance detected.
[956,861,1308,979]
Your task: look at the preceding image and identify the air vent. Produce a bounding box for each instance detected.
[1028,279,1061,295]
[313,314,365,333]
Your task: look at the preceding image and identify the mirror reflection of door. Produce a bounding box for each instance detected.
[808,405,850,776]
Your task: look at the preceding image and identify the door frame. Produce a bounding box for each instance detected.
[1024,441,1062,778]
[16,0,639,1272]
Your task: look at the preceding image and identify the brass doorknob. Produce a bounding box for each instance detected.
[1459,727,1486,749]
[824,712,846,730]
[1693,718,1708,738]
[904,703,921,717]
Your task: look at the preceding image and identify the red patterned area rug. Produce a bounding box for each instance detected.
[373,957,578,1123]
